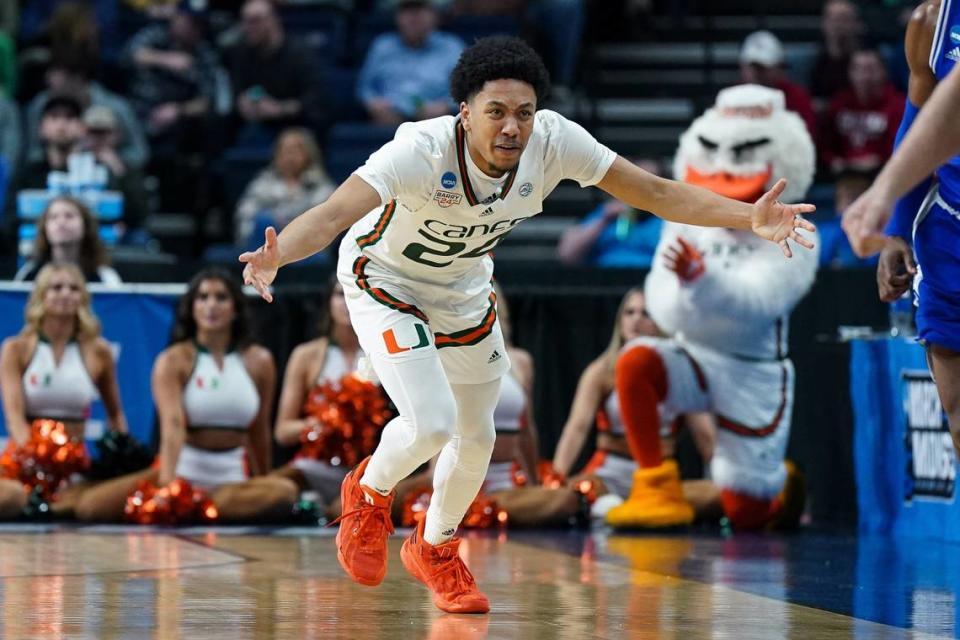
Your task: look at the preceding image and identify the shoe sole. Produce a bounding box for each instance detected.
[335,465,386,587]
[400,539,490,614]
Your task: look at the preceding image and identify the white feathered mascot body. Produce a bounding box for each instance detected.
[643,84,819,502]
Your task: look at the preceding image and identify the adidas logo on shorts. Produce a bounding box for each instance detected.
[442,528,456,536]
[488,350,501,364]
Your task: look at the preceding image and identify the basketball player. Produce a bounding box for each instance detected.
[241,36,816,614]
[842,1,959,454]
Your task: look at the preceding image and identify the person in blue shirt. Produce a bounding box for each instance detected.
[557,158,664,268]
[357,0,465,126]
[817,172,878,268]
[557,198,663,268]
[842,0,959,453]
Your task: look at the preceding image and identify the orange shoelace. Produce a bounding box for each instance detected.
[427,541,478,597]
[330,500,395,545]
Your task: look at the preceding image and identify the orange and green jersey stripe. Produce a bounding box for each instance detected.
[356,200,397,249]
[352,256,429,322]
[434,291,498,349]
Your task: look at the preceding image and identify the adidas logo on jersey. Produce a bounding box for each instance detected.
[480,206,495,217]
[488,350,501,363]
[948,46,960,62]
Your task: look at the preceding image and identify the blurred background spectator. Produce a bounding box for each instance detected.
[13,195,121,285]
[122,2,225,146]
[227,0,327,143]
[0,91,19,196]
[25,61,149,170]
[819,48,903,181]
[557,159,664,268]
[80,105,149,239]
[17,2,105,104]
[357,0,463,125]
[809,0,864,100]
[16,94,86,193]
[234,127,336,247]
[738,31,816,137]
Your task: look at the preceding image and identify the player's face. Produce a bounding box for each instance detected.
[461,79,537,176]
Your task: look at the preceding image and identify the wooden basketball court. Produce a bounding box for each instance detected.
[0,526,949,639]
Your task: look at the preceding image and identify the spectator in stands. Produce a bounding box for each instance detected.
[809,0,864,100]
[819,48,904,179]
[122,2,224,147]
[0,263,128,518]
[16,98,148,239]
[445,0,585,91]
[13,196,122,285]
[0,93,19,184]
[738,31,816,137]
[75,267,299,524]
[358,0,464,125]
[817,173,880,268]
[17,94,86,191]
[17,2,104,103]
[556,159,664,268]
[26,62,150,170]
[234,128,336,246]
[228,0,326,140]
[79,106,150,237]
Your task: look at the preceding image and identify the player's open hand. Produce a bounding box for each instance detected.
[841,185,895,258]
[750,179,817,258]
[239,226,280,302]
[876,236,917,303]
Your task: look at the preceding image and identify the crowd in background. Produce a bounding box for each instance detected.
[0,0,924,280]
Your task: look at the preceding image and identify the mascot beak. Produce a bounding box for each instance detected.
[684,165,773,202]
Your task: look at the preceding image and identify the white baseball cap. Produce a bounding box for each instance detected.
[740,30,785,67]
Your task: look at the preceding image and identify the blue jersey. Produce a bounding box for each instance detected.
[930,0,960,202]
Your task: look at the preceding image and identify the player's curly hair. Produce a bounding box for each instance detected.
[450,36,551,105]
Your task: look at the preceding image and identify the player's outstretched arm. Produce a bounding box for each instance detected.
[842,0,938,256]
[239,175,381,301]
[596,156,816,257]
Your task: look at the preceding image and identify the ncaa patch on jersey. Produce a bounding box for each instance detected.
[433,190,463,207]
[441,171,457,189]
[519,182,534,197]
[951,25,960,45]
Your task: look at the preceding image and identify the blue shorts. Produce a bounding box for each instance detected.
[913,193,960,353]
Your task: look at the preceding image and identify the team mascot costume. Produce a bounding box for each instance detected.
[606,84,819,530]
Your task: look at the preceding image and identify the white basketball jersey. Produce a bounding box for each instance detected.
[348,110,616,286]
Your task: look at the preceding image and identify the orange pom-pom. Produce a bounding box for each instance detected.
[539,460,566,489]
[401,485,506,530]
[573,477,599,504]
[0,420,90,500]
[124,478,219,525]
[295,374,394,468]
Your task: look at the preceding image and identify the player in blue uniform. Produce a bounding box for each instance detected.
[843,0,960,452]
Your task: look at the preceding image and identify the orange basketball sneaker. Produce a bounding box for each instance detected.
[335,456,395,586]
[400,518,491,614]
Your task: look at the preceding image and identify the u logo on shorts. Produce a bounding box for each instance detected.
[383,324,430,354]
